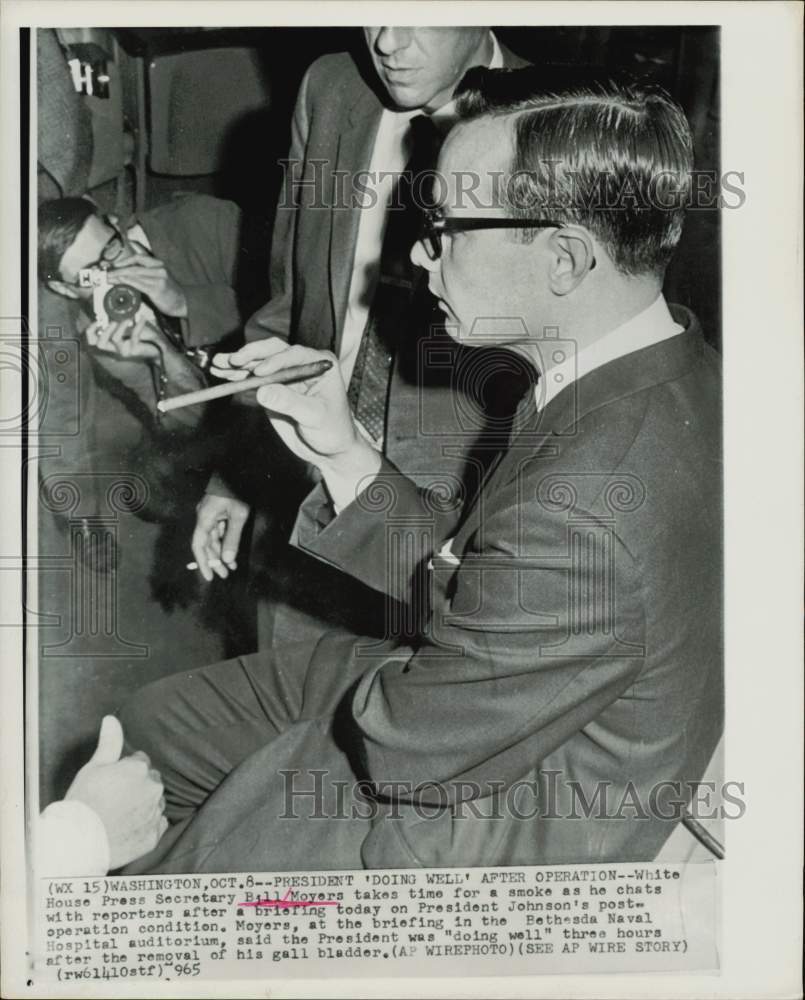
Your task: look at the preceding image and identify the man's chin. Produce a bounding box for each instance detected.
[378,76,444,112]
[383,88,427,111]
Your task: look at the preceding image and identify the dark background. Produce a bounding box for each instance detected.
[52,25,721,343]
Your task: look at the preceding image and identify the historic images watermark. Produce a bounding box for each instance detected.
[277,162,746,213]
[278,769,744,823]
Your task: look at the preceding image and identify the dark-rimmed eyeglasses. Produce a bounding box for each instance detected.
[95,215,132,267]
[420,208,565,261]
[66,216,135,286]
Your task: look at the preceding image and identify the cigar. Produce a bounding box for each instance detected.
[157,358,334,413]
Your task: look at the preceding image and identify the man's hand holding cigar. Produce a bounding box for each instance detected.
[211,338,383,514]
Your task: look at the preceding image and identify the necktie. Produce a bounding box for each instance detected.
[347,114,442,445]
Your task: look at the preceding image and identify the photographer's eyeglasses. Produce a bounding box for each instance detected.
[420,208,586,263]
[95,216,132,267]
[68,216,135,286]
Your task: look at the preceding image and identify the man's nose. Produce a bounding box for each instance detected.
[410,238,438,272]
[374,28,413,56]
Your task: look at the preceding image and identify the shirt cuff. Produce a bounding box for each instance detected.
[291,481,337,548]
[37,800,110,877]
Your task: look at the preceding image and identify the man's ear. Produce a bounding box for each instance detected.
[47,279,79,299]
[547,227,596,296]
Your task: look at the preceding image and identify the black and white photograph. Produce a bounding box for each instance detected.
[0,2,802,997]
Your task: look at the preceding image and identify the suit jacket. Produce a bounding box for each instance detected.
[292,305,724,867]
[145,305,723,874]
[142,194,241,349]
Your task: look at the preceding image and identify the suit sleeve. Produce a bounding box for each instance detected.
[294,457,460,607]
[244,66,312,345]
[310,461,647,799]
[178,197,243,348]
[204,70,315,502]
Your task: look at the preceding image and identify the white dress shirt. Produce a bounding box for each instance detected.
[338,31,503,386]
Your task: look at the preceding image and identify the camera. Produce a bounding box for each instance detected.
[78,265,142,327]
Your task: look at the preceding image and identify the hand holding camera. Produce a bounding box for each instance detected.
[78,242,187,325]
[78,227,204,417]
[84,315,173,403]
[79,237,190,371]
[86,314,206,425]
[105,249,188,319]
[79,263,143,327]
[85,314,168,362]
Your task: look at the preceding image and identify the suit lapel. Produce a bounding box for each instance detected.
[328,90,383,352]
[452,312,705,549]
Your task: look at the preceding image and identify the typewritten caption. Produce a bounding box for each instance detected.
[33,862,718,983]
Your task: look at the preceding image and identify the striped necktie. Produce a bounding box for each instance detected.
[347,114,442,445]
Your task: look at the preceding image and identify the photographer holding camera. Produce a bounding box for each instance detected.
[38,194,242,429]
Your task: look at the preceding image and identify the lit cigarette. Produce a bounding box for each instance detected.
[157,359,334,413]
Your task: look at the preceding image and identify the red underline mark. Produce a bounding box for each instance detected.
[238,888,339,908]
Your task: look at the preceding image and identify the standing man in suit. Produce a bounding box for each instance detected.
[192,28,529,657]
[122,74,722,873]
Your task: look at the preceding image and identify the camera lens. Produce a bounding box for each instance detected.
[104,284,142,321]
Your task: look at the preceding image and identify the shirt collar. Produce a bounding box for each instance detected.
[536,294,685,411]
[126,221,151,250]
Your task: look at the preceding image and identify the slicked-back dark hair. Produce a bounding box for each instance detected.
[456,67,694,276]
[38,197,97,282]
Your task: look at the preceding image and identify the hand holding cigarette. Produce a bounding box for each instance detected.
[189,493,252,582]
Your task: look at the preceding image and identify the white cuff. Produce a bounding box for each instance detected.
[37,800,110,877]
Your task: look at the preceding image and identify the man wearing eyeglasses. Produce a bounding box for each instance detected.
[39,195,242,421]
[121,73,722,873]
